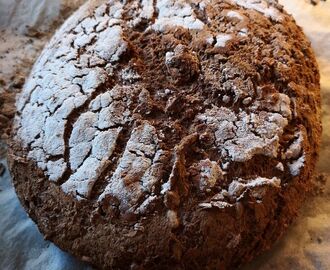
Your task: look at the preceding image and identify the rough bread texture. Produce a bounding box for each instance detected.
[9,0,322,269]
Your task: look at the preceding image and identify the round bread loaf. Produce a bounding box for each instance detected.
[9,0,322,269]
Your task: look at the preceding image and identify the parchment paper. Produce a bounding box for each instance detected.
[0,1,329,269]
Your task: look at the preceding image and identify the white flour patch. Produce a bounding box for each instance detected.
[238,27,248,37]
[191,159,224,191]
[283,130,304,160]
[288,154,305,176]
[197,106,289,162]
[231,0,283,22]
[46,159,67,182]
[62,126,122,198]
[98,122,160,212]
[276,162,284,172]
[215,34,232,48]
[227,10,244,20]
[128,0,154,27]
[152,0,205,32]
[93,26,128,62]
[228,177,281,198]
[14,4,129,186]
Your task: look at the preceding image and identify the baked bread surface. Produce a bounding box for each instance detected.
[9,0,321,269]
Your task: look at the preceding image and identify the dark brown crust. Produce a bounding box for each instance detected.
[8,145,319,269]
[9,0,322,269]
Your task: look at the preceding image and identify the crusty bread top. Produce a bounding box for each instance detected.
[13,0,320,232]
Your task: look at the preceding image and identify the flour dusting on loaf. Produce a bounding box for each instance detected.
[10,0,321,269]
[14,0,310,211]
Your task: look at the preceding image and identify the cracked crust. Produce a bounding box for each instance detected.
[9,0,321,269]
